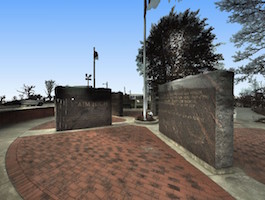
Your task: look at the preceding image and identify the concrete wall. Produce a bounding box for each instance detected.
[55,86,111,131]
[0,106,54,127]
[112,92,123,116]
[159,70,234,169]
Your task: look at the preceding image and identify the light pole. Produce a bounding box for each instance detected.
[142,0,163,120]
[85,74,92,87]
[103,81,108,88]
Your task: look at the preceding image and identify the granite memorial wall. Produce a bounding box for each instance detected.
[112,92,123,116]
[55,86,111,131]
[159,70,234,169]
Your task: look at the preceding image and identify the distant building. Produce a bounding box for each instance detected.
[129,94,143,109]
[123,94,143,109]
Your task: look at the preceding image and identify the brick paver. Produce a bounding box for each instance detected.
[234,128,265,185]
[6,125,233,200]
[31,120,265,186]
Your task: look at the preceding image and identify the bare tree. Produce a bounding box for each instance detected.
[0,95,5,104]
[17,84,35,99]
[45,80,56,101]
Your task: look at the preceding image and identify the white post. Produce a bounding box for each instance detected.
[143,0,147,120]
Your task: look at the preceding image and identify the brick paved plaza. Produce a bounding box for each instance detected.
[6,125,233,200]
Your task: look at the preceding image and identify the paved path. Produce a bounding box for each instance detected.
[1,108,265,199]
[144,123,265,200]
[234,128,265,184]
[6,125,233,200]
[234,107,265,129]
[0,117,55,200]
[233,108,265,184]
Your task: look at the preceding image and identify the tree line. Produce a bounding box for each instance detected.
[0,80,56,105]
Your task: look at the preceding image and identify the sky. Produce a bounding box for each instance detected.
[0,0,261,101]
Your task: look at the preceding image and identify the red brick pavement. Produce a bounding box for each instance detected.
[28,120,265,187]
[234,128,265,185]
[30,117,125,130]
[6,125,233,200]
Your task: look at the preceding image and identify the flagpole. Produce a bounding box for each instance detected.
[93,47,96,88]
[143,0,147,120]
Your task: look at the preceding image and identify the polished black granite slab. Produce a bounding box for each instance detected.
[55,86,111,131]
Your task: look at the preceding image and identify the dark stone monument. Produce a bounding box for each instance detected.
[55,86,111,131]
[159,70,234,169]
[112,92,123,116]
[123,94,132,108]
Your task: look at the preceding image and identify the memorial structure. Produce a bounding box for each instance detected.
[55,86,111,131]
[112,92,123,116]
[159,70,234,169]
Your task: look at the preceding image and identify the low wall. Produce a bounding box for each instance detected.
[112,92,123,116]
[123,109,142,118]
[55,86,111,131]
[159,70,234,169]
[123,94,132,108]
[0,106,54,127]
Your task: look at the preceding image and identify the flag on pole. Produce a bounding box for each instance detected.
[147,0,161,10]
[94,50,98,60]
[145,0,161,18]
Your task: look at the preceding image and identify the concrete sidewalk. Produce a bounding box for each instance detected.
[1,111,265,199]
[234,107,265,129]
[0,117,55,200]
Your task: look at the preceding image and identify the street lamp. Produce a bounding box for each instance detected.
[103,81,108,88]
[85,74,92,87]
